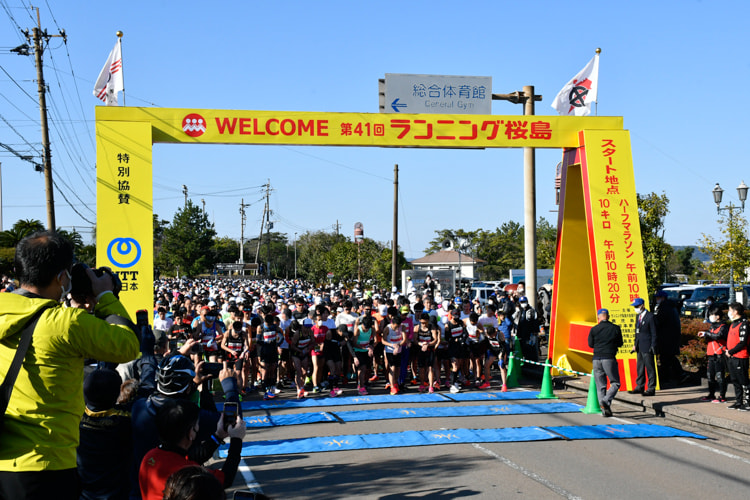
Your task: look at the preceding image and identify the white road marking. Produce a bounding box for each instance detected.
[676,438,750,466]
[472,443,582,500]
[238,463,264,493]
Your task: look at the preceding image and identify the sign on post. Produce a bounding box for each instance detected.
[380,74,492,114]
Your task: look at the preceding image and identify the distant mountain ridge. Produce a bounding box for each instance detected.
[673,245,710,262]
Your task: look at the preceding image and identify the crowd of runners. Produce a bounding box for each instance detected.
[152,277,544,401]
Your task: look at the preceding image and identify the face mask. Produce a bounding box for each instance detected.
[59,269,72,301]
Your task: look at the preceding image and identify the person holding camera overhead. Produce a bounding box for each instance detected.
[0,231,141,500]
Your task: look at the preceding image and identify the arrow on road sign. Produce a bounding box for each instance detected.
[391,98,407,112]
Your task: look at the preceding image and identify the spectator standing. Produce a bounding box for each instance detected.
[724,302,749,411]
[653,290,687,384]
[700,306,728,402]
[0,231,140,500]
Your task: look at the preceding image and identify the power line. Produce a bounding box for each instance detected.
[51,177,94,225]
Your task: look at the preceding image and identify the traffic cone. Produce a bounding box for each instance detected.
[536,359,558,399]
[506,353,520,388]
[580,371,601,414]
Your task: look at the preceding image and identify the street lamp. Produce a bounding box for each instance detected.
[294,232,297,280]
[712,181,749,304]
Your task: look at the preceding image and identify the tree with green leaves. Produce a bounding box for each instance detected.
[156,200,216,277]
[0,219,45,248]
[422,218,555,282]
[637,192,673,295]
[699,209,750,285]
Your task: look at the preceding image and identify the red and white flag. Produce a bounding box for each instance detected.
[93,40,123,106]
[551,53,599,116]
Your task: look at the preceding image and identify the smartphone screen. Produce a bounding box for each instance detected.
[223,402,238,430]
[233,491,256,500]
[203,362,222,377]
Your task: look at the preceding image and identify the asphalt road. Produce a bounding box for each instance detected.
[226,388,750,499]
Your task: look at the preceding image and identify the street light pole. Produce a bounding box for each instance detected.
[294,232,297,280]
[712,181,749,304]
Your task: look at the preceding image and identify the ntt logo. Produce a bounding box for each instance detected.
[182,113,206,137]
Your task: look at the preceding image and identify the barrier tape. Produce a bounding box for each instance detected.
[509,353,591,377]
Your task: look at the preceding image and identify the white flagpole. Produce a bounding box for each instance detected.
[595,47,600,116]
[117,31,125,106]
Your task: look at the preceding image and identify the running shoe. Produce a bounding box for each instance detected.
[312,386,321,394]
[700,395,714,402]
[478,382,491,390]
[418,384,426,393]
[358,387,368,396]
[263,391,276,400]
[330,387,343,397]
[321,380,330,390]
[411,378,418,385]
[450,383,460,394]
[390,389,399,395]
[501,384,508,392]
[428,386,435,394]
[305,376,312,386]
[384,383,391,390]
[297,390,308,399]
[272,386,281,395]
[368,374,379,382]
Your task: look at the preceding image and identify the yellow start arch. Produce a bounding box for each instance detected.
[95,106,645,389]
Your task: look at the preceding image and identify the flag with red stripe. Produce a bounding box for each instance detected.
[93,40,123,106]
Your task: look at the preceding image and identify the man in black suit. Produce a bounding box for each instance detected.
[628,297,658,396]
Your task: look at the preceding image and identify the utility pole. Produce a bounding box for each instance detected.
[23,8,65,231]
[201,198,206,212]
[493,87,543,309]
[239,198,250,274]
[182,185,188,207]
[391,164,398,291]
[254,181,272,276]
[265,180,272,278]
[334,220,340,235]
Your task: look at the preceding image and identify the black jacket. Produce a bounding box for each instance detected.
[634,310,657,354]
[588,320,623,359]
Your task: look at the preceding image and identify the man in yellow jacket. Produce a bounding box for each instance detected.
[0,231,140,499]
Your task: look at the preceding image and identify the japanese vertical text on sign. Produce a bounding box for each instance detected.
[96,120,153,320]
[582,129,647,354]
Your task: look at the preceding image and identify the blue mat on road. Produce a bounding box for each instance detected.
[220,424,706,458]
[243,402,583,428]
[221,426,561,457]
[244,412,338,428]
[441,391,542,402]
[546,424,706,440]
[235,391,540,411]
[335,402,581,423]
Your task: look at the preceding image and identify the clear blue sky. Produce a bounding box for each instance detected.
[1,0,749,260]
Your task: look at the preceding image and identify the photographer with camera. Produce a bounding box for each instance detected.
[0,231,141,500]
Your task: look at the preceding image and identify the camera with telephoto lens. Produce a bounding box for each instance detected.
[70,262,122,303]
